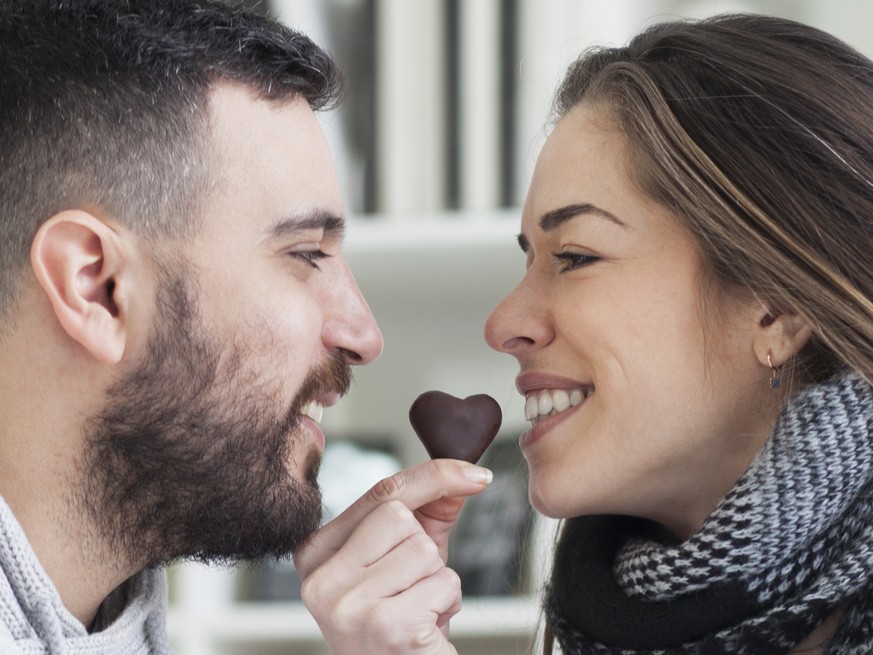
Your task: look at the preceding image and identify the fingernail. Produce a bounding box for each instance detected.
[463,465,493,485]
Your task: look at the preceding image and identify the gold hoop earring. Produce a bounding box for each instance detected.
[767,350,783,389]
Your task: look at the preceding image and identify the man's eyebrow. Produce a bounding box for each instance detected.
[539,203,627,232]
[268,209,346,240]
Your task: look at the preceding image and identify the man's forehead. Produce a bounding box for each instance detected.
[191,82,343,245]
[207,82,319,144]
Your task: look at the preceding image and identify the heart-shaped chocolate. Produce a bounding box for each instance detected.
[409,391,502,464]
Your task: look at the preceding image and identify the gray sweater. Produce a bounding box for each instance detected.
[0,498,172,654]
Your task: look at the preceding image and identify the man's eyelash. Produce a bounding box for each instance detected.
[552,252,599,272]
[290,249,330,269]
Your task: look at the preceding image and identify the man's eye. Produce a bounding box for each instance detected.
[289,249,330,269]
[552,252,600,273]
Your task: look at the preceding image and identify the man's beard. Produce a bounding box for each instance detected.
[79,271,351,569]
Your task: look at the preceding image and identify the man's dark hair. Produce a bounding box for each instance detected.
[0,0,341,323]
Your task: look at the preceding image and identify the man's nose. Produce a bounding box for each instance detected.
[322,258,383,365]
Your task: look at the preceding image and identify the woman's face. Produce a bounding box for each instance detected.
[485,105,780,537]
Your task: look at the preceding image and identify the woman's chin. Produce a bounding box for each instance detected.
[528,480,578,519]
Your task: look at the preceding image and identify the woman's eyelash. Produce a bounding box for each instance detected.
[552,252,599,272]
[290,249,330,269]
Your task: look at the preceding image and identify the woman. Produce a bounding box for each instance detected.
[484,13,873,655]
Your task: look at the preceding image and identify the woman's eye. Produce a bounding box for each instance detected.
[290,249,330,270]
[552,251,599,272]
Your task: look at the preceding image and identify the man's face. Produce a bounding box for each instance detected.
[82,84,383,567]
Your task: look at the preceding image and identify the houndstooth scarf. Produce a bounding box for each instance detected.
[544,371,873,654]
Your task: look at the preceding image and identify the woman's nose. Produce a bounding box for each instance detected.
[484,275,554,357]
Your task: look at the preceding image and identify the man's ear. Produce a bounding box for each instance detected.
[30,210,131,364]
[753,305,814,369]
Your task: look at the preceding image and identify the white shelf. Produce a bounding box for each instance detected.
[342,211,523,310]
[167,602,322,644]
[167,596,538,644]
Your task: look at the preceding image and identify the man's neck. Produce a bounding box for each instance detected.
[2,491,135,627]
[0,305,136,628]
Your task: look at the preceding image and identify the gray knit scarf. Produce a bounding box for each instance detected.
[0,496,171,653]
[545,371,873,654]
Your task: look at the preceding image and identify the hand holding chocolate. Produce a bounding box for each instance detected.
[409,391,502,464]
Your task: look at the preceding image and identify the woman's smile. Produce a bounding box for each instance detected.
[524,386,592,424]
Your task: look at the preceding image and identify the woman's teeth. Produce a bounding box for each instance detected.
[524,388,590,422]
[301,400,324,423]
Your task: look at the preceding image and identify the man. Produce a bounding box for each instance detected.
[0,1,490,653]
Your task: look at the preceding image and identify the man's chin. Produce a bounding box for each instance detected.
[303,448,323,488]
[175,499,324,567]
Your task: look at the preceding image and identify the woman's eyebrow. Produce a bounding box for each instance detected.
[539,203,628,231]
[517,202,627,252]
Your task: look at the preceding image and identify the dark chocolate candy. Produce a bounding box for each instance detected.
[409,391,502,464]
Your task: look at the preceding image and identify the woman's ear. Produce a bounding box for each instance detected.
[753,306,814,369]
[30,210,132,364]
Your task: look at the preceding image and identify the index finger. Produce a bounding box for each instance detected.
[294,459,491,577]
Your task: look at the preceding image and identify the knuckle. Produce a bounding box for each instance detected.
[429,457,456,479]
[368,473,404,503]
[291,541,315,578]
[333,591,389,638]
[336,600,402,648]
[409,458,451,489]
[407,624,440,650]
[382,499,416,526]
[329,592,360,627]
[300,572,330,615]
[441,566,462,593]
[408,531,439,559]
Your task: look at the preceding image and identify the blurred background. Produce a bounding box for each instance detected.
[168,2,873,654]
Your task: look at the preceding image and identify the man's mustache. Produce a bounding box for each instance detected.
[290,351,353,418]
